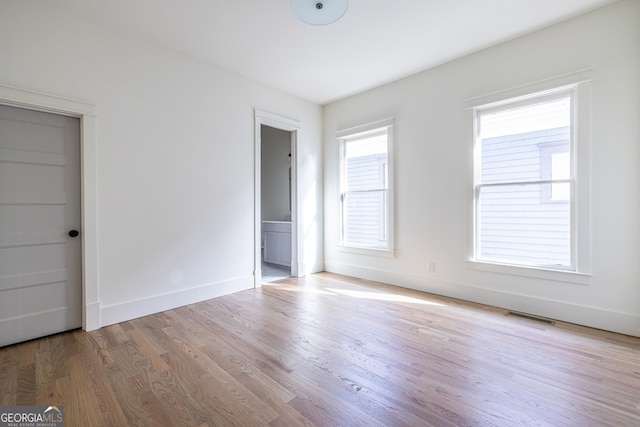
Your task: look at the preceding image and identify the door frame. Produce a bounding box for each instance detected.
[0,83,99,331]
[254,109,301,287]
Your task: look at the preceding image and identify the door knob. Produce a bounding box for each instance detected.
[68,230,79,237]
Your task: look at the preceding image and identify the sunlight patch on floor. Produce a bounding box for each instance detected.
[262,282,336,296]
[327,288,445,306]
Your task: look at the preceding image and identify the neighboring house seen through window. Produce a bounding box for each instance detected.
[338,119,394,253]
[470,81,590,274]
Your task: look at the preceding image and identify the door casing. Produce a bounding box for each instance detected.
[254,110,301,287]
[0,83,99,331]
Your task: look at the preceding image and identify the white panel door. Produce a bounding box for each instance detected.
[0,104,81,347]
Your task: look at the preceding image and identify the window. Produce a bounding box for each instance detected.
[338,119,394,252]
[540,141,571,202]
[469,79,591,275]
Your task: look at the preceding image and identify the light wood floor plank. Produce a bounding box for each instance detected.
[1,272,640,426]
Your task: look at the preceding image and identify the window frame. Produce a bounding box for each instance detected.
[475,90,575,269]
[465,72,592,283]
[337,118,395,256]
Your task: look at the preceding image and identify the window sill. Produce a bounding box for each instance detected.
[466,259,592,285]
[338,245,395,258]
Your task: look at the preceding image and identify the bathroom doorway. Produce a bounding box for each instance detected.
[253,110,300,286]
[261,125,293,282]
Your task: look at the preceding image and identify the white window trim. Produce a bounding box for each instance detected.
[337,118,395,256]
[465,71,592,283]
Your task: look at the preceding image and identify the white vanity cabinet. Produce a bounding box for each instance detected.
[262,221,292,267]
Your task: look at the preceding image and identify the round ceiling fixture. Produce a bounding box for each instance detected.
[291,0,348,26]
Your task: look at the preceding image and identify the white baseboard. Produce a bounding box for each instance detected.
[84,302,101,331]
[99,276,253,328]
[297,259,324,277]
[325,261,640,337]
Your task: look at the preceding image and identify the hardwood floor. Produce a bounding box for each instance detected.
[1,272,640,426]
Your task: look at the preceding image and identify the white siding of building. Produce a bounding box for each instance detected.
[344,153,387,248]
[479,127,571,267]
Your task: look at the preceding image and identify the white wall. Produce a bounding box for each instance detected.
[0,1,323,328]
[324,0,640,336]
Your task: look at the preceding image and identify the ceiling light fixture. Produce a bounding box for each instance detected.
[291,0,348,26]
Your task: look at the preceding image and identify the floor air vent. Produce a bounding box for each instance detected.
[506,311,556,325]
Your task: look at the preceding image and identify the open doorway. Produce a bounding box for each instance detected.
[254,110,301,287]
[261,125,293,282]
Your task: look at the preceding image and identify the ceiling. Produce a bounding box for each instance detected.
[54,0,617,105]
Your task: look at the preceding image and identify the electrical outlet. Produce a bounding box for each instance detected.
[426,261,435,273]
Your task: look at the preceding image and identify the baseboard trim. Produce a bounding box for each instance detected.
[84,302,101,331]
[324,261,640,337]
[99,276,253,328]
[298,259,324,277]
